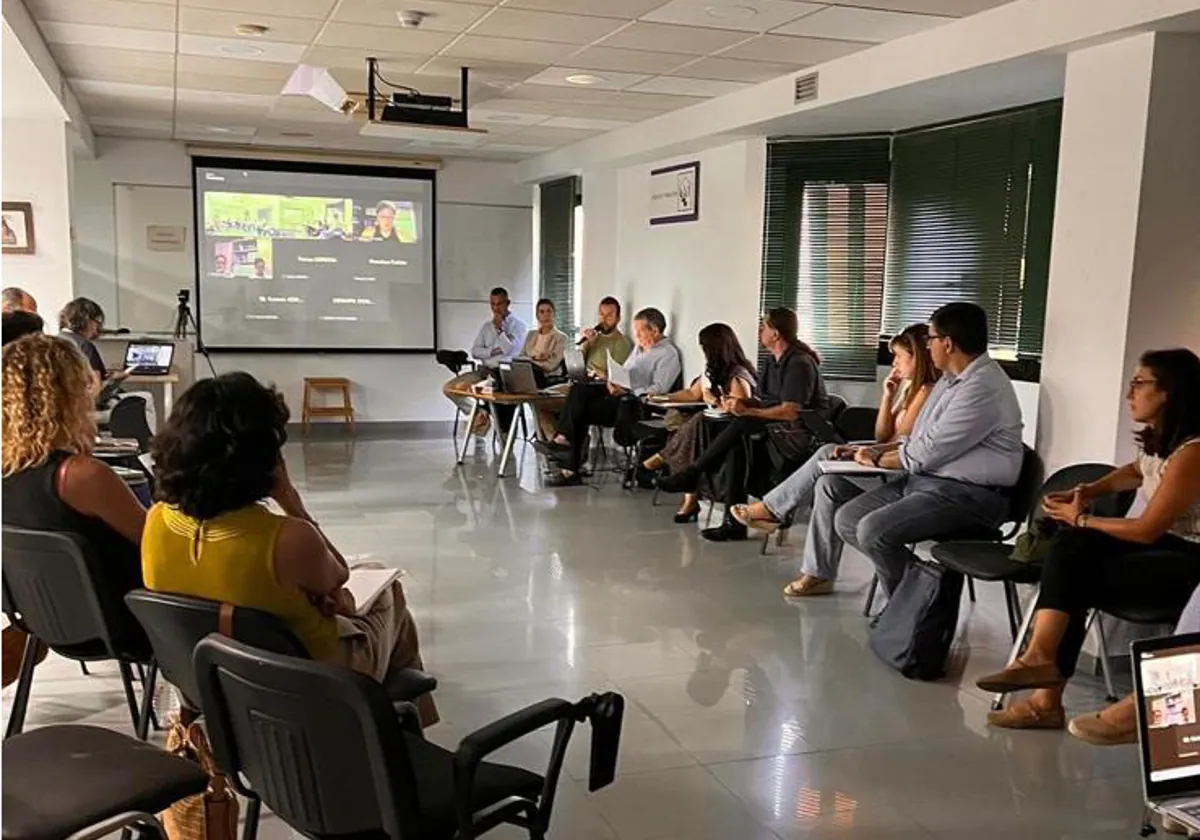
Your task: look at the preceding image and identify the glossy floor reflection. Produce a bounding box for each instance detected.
[2,437,1147,839]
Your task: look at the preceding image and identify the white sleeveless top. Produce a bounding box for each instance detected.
[1137,436,1200,543]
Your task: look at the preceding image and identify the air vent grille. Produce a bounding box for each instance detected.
[794,72,819,105]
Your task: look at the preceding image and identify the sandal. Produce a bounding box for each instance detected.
[976,658,1066,693]
[1067,712,1137,746]
[730,504,782,534]
[987,699,1066,730]
[783,575,834,598]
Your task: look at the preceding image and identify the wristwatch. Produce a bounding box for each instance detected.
[870,449,883,467]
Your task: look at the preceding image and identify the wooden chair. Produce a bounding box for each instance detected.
[302,377,355,435]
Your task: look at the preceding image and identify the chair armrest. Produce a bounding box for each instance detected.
[392,701,423,736]
[382,667,438,701]
[455,698,574,771]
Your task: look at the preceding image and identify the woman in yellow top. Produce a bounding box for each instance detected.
[143,372,437,726]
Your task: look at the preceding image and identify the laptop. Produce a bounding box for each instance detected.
[1133,632,1200,833]
[123,341,175,376]
[498,360,539,395]
[563,347,588,382]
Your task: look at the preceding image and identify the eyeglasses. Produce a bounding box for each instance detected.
[1129,377,1159,390]
[925,332,947,346]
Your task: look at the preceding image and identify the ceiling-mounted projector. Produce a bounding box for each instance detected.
[365,58,473,130]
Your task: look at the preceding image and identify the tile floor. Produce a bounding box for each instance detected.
[2,436,1151,839]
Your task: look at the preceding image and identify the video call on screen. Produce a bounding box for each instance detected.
[193,160,436,351]
[1142,647,1200,781]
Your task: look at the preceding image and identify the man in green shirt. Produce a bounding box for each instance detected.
[580,296,632,376]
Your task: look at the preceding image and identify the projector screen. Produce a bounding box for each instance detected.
[192,157,436,351]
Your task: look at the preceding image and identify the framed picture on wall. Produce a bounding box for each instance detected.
[649,161,700,225]
[1,202,35,254]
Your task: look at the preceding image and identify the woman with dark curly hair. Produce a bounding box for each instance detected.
[142,372,437,725]
[1,334,147,686]
[978,348,1200,735]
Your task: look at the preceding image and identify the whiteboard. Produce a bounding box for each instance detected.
[437,202,532,303]
[114,184,194,334]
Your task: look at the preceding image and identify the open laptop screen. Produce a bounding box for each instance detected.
[1135,634,1200,799]
[124,342,174,371]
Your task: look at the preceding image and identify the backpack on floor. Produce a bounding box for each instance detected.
[868,559,963,681]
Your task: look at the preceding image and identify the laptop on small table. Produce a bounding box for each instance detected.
[123,341,175,376]
[1133,632,1200,834]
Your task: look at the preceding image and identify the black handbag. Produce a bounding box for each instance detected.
[868,560,964,681]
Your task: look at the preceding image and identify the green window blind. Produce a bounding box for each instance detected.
[883,102,1061,358]
[759,138,892,379]
[538,176,579,333]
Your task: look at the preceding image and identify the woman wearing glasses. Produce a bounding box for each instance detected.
[978,348,1200,735]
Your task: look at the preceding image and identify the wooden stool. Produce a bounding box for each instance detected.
[302,377,355,435]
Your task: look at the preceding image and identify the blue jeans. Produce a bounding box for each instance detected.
[762,443,836,523]
[833,474,1009,594]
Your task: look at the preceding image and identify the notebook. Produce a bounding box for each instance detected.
[818,460,899,476]
[607,351,632,390]
[345,568,402,617]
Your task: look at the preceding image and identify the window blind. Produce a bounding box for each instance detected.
[759,138,891,379]
[883,102,1061,357]
[538,176,579,332]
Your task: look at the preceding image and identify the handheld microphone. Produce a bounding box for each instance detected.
[576,323,602,346]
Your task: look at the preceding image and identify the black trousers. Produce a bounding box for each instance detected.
[556,383,642,471]
[686,417,769,510]
[1036,527,1200,678]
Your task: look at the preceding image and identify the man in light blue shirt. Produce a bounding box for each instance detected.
[442,286,528,436]
[786,302,1024,596]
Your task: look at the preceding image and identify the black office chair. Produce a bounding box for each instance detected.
[835,406,877,442]
[194,635,624,840]
[108,395,154,452]
[2,724,209,840]
[1095,593,1189,702]
[862,445,1045,617]
[2,527,156,740]
[124,589,438,714]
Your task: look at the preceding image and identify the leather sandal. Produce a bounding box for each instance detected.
[783,575,834,598]
[730,504,782,534]
[976,659,1066,693]
[987,699,1066,731]
[1067,712,1137,746]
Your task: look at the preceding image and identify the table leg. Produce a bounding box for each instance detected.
[456,400,480,465]
[162,382,173,429]
[497,407,522,478]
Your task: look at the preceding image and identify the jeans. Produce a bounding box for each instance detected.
[833,474,1008,593]
[763,443,837,523]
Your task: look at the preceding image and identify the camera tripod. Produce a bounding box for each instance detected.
[173,289,217,377]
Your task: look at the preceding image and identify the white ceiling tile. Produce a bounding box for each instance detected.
[568,46,693,75]
[175,123,258,138]
[95,124,175,138]
[507,125,601,143]
[176,100,274,122]
[29,0,175,30]
[542,115,631,130]
[316,22,455,53]
[71,79,174,100]
[825,0,1013,16]
[460,97,563,115]
[53,44,176,76]
[176,71,297,96]
[479,142,554,153]
[181,0,335,15]
[178,34,307,62]
[506,0,665,18]
[524,66,651,91]
[669,55,805,81]
[177,8,323,43]
[267,97,359,123]
[302,47,426,74]
[67,66,176,88]
[644,0,824,33]
[716,32,867,62]
[38,21,175,51]
[90,116,175,132]
[772,5,953,42]
[177,54,297,80]
[331,0,491,32]
[597,21,754,55]
[440,35,578,64]
[469,109,550,126]
[176,88,277,108]
[628,75,748,96]
[468,8,627,45]
[360,122,488,147]
[77,95,174,118]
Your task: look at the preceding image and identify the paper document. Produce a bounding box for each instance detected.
[345,567,402,617]
[607,351,632,390]
[818,460,898,476]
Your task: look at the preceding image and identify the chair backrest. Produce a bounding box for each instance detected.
[124,589,309,710]
[194,635,424,838]
[825,393,848,422]
[436,349,470,375]
[1034,462,1136,521]
[834,406,877,442]
[108,395,153,452]
[1,526,145,658]
[1005,446,1045,525]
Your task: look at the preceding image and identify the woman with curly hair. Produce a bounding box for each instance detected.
[142,372,438,726]
[1,334,147,685]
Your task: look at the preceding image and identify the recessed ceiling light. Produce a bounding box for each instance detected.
[234,23,270,36]
[216,43,264,56]
[565,73,606,86]
[704,4,757,19]
[205,126,233,133]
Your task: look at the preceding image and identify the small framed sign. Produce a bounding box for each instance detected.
[649,161,700,226]
[1,202,35,254]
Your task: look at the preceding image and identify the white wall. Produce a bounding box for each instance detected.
[71,138,533,423]
[2,118,74,318]
[580,139,766,382]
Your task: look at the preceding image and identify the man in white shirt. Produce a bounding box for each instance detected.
[442,286,528,437]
